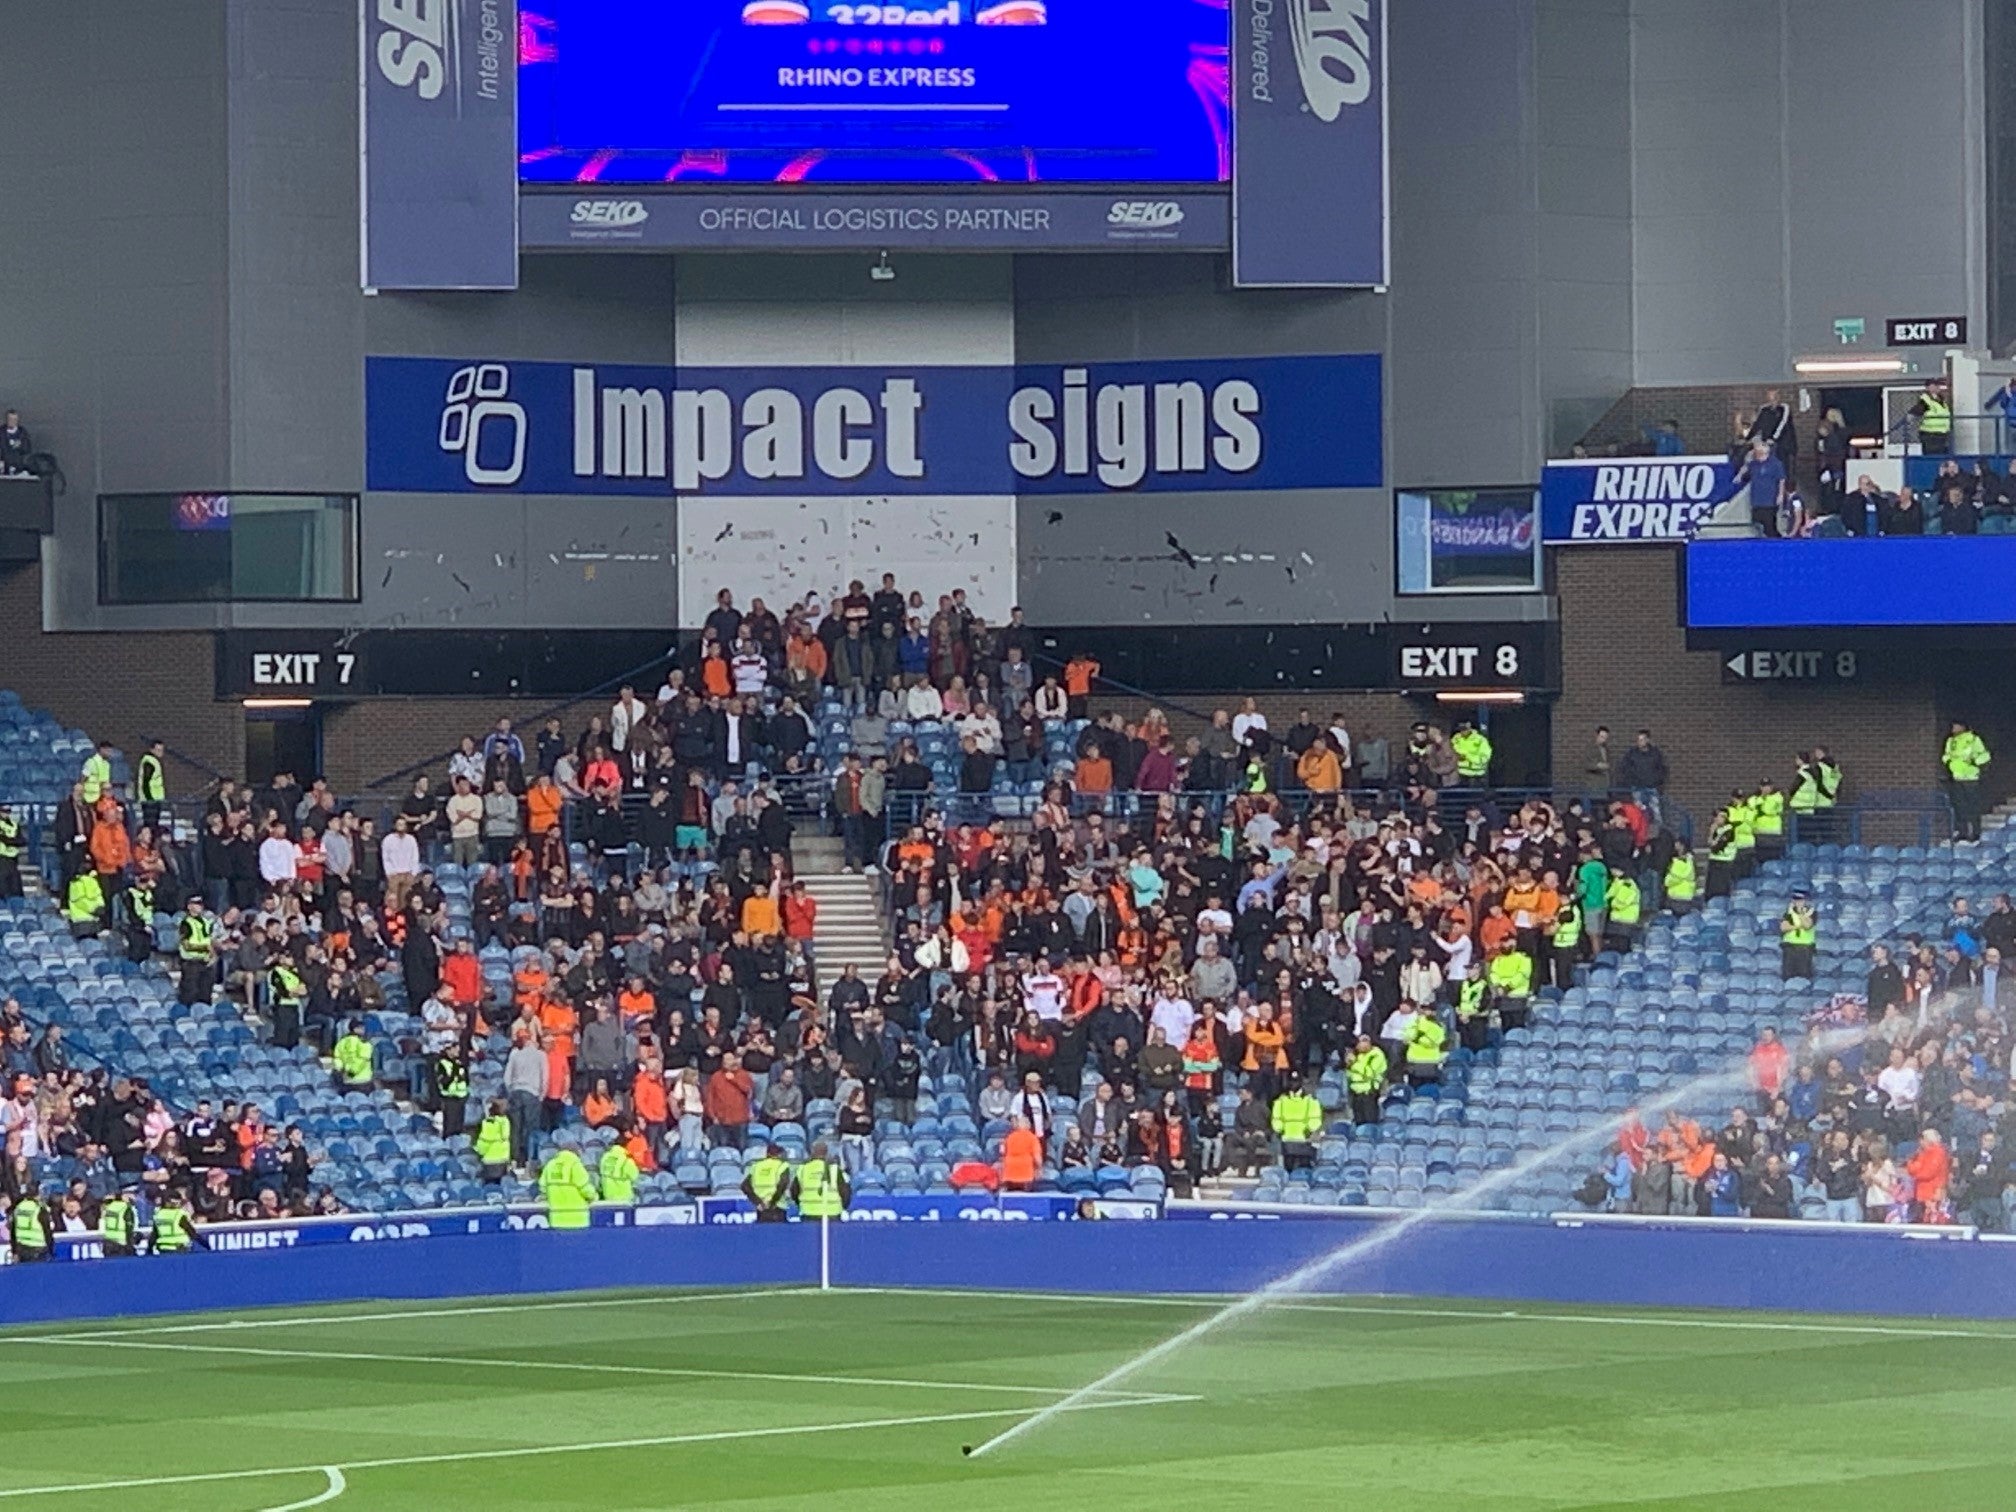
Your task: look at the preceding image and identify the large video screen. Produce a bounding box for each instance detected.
[1685,539,2016,629]
[519,0,1231,186]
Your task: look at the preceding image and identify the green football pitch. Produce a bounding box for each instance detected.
[1,1286,2012,1510]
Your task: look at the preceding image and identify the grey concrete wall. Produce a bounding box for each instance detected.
[1633,0,1983,386]
[0,0,233,630]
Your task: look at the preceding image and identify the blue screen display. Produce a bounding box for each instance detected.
[519,0,1230,185]
[1685,539,2016,628]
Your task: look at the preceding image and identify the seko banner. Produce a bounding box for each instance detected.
[523,190,1230,253]
[366,352,1385,497]
[360,0,520,291]
[1540,455,1738,544]
[1231,0,1388,288]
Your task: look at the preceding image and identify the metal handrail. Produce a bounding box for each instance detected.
[1788,793,1955,850]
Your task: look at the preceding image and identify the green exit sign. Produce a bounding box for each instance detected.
[1833,317,1866,345]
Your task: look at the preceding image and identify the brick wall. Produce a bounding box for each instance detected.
[1550,548,1941,834]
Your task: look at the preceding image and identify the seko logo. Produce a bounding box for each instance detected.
[1107,201,1185,229]
[438,364,527,486]
[1288,0,1375,122]
[571,200,651,228]
[373,0,451,100]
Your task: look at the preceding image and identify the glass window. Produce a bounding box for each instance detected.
[1395,487,1543,596]
[98,493,359,605]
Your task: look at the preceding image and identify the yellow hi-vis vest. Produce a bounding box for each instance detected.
[795,1157,845,1217]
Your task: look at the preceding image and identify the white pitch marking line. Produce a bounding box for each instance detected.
[0,1398,1182,1501]
[257,1466,346,1512]
[17,1335,1192,1403]
[11,1287,822,1341]
[847,1286,2016,1342]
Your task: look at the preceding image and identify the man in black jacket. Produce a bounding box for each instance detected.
[1616,729,1669,826]
[1744,1154,1795,1219]
[0,410,32,474]
[1864,944,1905,1015]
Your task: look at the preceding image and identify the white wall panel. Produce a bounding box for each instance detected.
[673,260,1017,626]
[675,495,1015,625]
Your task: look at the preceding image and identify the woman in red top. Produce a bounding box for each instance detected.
[1011,1011,1055,1081]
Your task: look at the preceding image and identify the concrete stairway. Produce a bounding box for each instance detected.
[795,834,891,984]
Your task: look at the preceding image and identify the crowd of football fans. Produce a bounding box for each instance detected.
[4,572,2012,1257]
[1592,900,2016,1229]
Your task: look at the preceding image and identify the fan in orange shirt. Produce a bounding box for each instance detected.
[742,880,782,937]
[999,1118,1044,1191]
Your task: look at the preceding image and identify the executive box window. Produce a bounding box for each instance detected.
[99,493,359,605]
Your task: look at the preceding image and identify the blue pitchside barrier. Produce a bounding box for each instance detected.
[5,1202,2015,1327]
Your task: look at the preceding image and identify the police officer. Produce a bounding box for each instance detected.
[743,1141,793,1222]
[1454,968,1493,1050]
[1548,897,1583,993]
[177,898,218,1006]
[0,803,22,900]
[267,955,307,1051]
[598,1129,640,1205]
[11,1186,53,1261]
[434,1047,470,1139]
[1944,720,1992,842]
[1706,806,1739,899]
[793,1139,850,1221]
[99,1186,139,1257]
[151,1193,204,1254]
[1727,788,1758,883]
[1791,747,1842,845]
[1780,889,1818,981]
[121,877,157,964]
[136,739,168,832]
[1752,778,1786,864]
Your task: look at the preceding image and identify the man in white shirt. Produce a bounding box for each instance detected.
[610,685,649,753]
[957,705,1002,755]
[1231,697,1268,748]
[905,678,944,721]
[1020,956,1065,1020]
[257,823,298,892]
[1876,1047,1921,1114]
[1195,896,1234,943]
[1327,716,1353,776]
[1150,988,1194,1048]
[421,988,462,1059]
[381,818,422,913]
[444,777,484,868]
[730,637,768,696]
[1011,1072,1053,1140]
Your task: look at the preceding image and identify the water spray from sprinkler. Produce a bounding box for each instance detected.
[963,1029,1864,1462]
